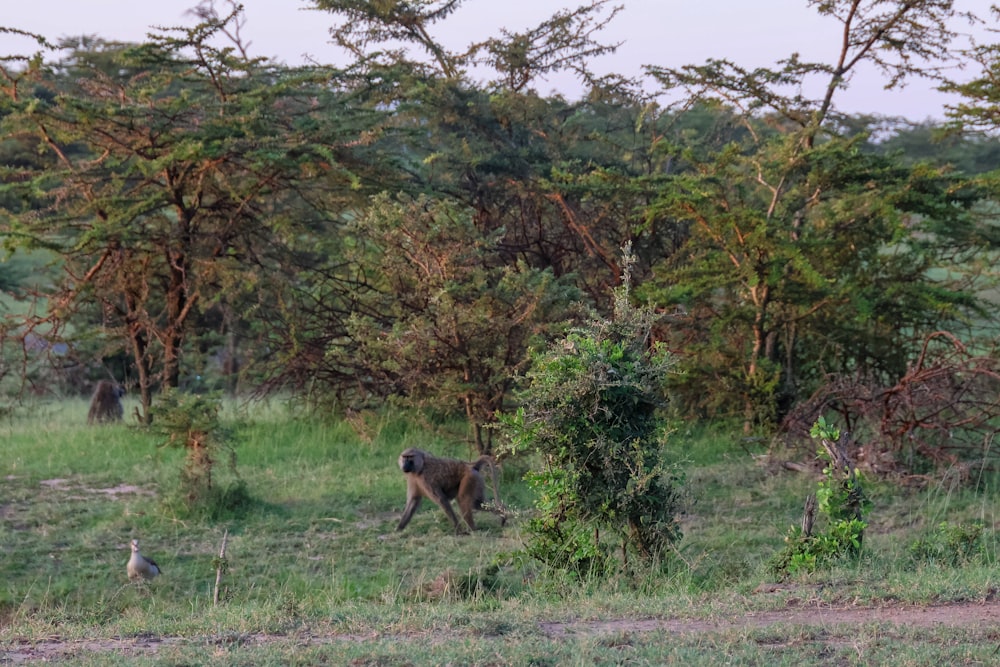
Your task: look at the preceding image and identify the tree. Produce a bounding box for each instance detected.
[328,194,577,453]
[0,5,380,416]
[639,0,995,428]
[312,0,648,303]
[288,0,663,430]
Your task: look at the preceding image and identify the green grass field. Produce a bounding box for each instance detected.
[3,400,1000,665]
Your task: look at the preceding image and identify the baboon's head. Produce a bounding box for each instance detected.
[398,448,424,474]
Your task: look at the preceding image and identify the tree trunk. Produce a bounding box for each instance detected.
[127,322,152,424]
[745,282,771,432]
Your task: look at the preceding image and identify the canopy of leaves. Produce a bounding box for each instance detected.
[0,7,388,415]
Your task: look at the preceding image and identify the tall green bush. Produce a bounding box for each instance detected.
[498,248,683,575]
[151,389,248,519]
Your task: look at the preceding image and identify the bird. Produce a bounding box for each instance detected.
[127,539,162,581]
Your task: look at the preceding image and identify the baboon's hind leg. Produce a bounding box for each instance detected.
[458,473,484,532]
[430,492,465,533]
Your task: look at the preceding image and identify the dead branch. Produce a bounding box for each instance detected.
[780,332,1000,480]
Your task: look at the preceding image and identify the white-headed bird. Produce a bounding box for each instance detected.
[127,539,162,581]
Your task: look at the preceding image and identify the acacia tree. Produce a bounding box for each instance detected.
[335,194,579,453]
[0,6,379,416]
[312,0,650,300]
[287,0,658,434]
[640,0,994,427]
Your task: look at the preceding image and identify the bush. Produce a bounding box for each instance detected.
[771,417,871,577]
[908,522,986,567]
[498,246,684,576]
[150,389,246,517]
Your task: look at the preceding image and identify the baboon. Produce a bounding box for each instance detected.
[87,380,125,425]
[396,447,506,534]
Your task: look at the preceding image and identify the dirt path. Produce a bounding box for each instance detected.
[4,600,1000,663]
[539,598,1000,637]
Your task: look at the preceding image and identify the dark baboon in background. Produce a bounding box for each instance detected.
[87,380,125,424]
[396,447,506,534]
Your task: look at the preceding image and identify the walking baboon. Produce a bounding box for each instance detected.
[87,380,125,425]
[396,447,506,534]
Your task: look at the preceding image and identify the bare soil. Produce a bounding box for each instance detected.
[4,600,1000,663]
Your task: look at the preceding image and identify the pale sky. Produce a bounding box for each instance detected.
[0,0,991,120]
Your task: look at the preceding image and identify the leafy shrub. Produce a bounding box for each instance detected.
[151,389,248,518]
[771,417,871,577]
[908,522,986,567]
[498,246,684,576]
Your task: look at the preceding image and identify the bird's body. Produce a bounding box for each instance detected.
[127,539,161,581]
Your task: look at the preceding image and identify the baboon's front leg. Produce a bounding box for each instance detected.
[397,495,422,531]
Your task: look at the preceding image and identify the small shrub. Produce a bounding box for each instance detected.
[151,388,247,516]
[908,522,985,567]
[771,417,871,577]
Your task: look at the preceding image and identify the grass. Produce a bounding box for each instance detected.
[2,399,1000,665]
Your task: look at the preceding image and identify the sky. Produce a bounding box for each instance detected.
[0,0,991,120]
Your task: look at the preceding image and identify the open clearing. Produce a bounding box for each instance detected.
[5,412,1000,664]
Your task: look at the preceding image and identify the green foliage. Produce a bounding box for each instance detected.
[498,249,683,575]
[772,517,870,577]
[908,522,985,567]
[332,193,578,452]
[810,417,872,525]
[150,389,246,518]
[639,1,998,427]
[0,7,385,413]
[771,417,871,577]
